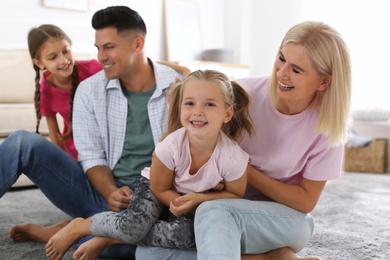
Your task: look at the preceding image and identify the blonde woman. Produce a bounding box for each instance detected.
[137,20,351,260]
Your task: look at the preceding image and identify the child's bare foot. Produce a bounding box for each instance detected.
[9,220,70,243]
[46,218,89,260]
[73,236,115,260]
[242,247,322,260]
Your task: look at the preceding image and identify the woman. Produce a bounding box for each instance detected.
[136,20,351,260]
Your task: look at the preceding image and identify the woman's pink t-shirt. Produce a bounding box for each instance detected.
[236,76,343,201]
[39,59,102,160]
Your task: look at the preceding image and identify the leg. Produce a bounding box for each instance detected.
[139,213,195,249]
[1,131,136,258]
[46,217,92,260]
[0,131,107,217]
[73,236,122,260]
[9,220,70,243]
[90,177,164,242]
[195,199,315,260]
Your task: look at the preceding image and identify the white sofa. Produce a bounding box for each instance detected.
[0,49,95,187]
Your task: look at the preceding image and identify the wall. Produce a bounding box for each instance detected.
[4,0,387,112]
[231,0,390,110]
[0,0,226,62]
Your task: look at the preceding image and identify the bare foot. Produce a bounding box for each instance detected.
[9,220,70,243]
[46,218,89,260]
[266,247,322,260]
[242,247,322,260]
[73,236,115,260]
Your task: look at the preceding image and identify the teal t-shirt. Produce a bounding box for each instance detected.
[113,85,156,189]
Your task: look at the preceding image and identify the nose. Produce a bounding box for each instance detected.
[277,63,289,80]
[98,50,107,63]
[60,54,70,65]
[193,105,203,116]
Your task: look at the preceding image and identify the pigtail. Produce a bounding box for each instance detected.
[33,64,42,134]
[61,63,79,139]
[222,81,253,141]
[162,82,183,140]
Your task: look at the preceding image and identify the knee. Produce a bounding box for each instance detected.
[195,200,232,228]
[8,130,44,146]
[196,200,230,216]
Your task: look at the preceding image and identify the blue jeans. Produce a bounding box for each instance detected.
[136,199,314,260]
[0,130,136,258]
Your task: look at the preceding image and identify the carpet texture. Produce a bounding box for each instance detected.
[0,172,389,260]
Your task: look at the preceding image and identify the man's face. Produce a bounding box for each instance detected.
[94,27,138,79]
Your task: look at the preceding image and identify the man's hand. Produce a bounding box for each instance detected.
[107,186,133,212]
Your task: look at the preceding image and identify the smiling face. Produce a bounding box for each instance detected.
[180,80,233,140]
[274,43,330,114]
[94,27,142,80]
[33,38,74,79]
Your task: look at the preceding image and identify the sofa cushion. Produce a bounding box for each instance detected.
[0,50,35,103]
[0,104,50,138]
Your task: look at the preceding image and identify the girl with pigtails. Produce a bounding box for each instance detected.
[27,24,102,160]
[45,69,254,259]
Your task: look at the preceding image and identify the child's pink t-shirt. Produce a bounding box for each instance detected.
[39,59,102,160]
[236,76,343,201]
[142,127,249,194]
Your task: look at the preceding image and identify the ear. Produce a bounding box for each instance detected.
[134,36,145,52]
[33,59,45,70]
[223,106,234,123]
[318,75,331,91]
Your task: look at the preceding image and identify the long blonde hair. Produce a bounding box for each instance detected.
[269,21,352,146]
[165,70,253,141]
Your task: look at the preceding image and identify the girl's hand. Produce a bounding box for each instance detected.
[169,193,200,217]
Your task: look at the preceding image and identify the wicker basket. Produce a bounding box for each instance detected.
[344,138,388,173]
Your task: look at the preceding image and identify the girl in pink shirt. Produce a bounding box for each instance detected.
[27,24,102,160]
[45,69,253,259]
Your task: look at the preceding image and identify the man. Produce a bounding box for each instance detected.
[4,6,186,259]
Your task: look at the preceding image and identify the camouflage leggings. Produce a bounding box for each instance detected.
[90,177,195,249]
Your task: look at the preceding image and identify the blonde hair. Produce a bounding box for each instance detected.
[269,21,351,146]
[165,70,253,141]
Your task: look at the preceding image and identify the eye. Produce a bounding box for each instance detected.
[183,101,194,106]
[292,67,300,74]
[205,102,216,107]
[278,55,286,63]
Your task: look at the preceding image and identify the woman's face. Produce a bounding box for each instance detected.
[274,43,330,115]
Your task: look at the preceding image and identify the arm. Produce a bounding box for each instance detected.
[170,168,248,217]
[45,115,65,150]
[86,165,132,212]
[149,152,181,207]
[247,165,326,213]
[72,79,131,211]
[157,61,191,79]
